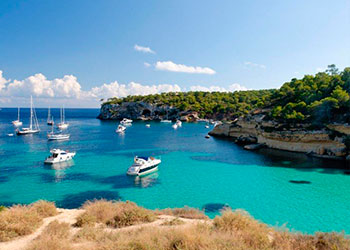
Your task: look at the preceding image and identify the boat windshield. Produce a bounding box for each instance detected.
[52,153,58,158]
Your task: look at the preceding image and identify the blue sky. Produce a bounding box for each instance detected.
[0,0,349,107]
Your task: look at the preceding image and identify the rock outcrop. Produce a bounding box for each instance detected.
[209,111,350,159]
[98,102,200,122]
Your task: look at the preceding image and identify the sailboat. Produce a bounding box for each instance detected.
[57,106,69,130]
[16,96,40,135]
[12,107,23,127]
[47,117,70,140]
[47,107,54,125]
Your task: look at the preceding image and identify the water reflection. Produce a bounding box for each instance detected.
[44,160,75,182]
[133,172,159,188]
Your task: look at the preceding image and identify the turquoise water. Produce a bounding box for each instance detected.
[1,108,350,234]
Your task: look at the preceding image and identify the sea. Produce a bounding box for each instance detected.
[0,107,350,234]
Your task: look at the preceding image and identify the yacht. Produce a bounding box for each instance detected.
[57,107,69,130]
[172,123,178,129]
[47,107,54,125]
[44,149,76,164]
[176,120,182,127]
[127,156,161,176]
[47,118,70,140]
[16,96,40,135]
[120,118,132,125]
[116,124,126,133]
[12,107,23,127]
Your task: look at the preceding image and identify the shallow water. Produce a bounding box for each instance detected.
[0,108,349,234]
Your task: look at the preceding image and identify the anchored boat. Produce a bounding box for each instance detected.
[12,107,23,127]
[16,96,40,135]
[44,149,76,164]
[127,156,161,176]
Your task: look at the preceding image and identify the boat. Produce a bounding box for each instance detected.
[146,124,151,127]
[116,124,126,133]
[16,96,40,135]
[7,133,14,137]
[57,107,69,130]
[160,119,172,123]
[48,122,70,141]
[176,120,182,127]
[127,156,161,176]
[205,135,210,139]
[12,107,23,127]
[47,107,54,125]
[44,149,76,164]
[120,118,133,125]
[172,123,178,129]
[205,123,210,129]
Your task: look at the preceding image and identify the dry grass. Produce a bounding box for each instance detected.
[159,206,208,220]
[75,199,156,228]
[161,218,185,226]
[27,220,72,250]
[0,200,57,242]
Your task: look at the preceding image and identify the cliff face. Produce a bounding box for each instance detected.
[209,111,349,159]
[98,102,199,121]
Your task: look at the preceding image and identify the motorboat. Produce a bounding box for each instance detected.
[116,124,126,133]
[205,135,210,139]
[120,118,133,125]
[7,133,14,137]
[47,107,54,125]
[16,96,40,135]
[146,124,151,127]
[176,120,182,127]
[44,149,76,164]
[57,107,69,130]
[172,123,178,129]
[127,156,161,176]
[12,107,23,127]
[205,124,210,129]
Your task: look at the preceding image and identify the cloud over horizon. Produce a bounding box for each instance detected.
[155,61,216,75]
[0,70,247,107]
[134,44,155,54]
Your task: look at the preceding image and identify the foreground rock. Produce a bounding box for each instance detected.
[209,109,350,160]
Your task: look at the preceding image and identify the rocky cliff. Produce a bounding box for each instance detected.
[209,110,350,160]
[98,102,199,122]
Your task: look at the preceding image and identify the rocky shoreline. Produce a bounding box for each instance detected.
[209,109,350,161]
[98,102,200,122]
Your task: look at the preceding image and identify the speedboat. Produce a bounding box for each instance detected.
[120,118,133,125]
[127,156,161,176]
[44,149,76,164]
[48,132,70,141]
[172,123,178,129]
[12,107,23,127]
[146,124,151,127]
[176,120,182,127]
[116,124,126,133]
[205,124,210,129]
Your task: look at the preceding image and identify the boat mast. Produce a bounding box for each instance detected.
[17,107,20,121]
[47,107,51,122]
[30,96,33,130]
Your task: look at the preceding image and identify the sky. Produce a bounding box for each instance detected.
[0,0,349,107]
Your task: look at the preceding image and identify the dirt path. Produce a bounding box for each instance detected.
[0,208,84,250]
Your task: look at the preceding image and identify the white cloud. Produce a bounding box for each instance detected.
[0,70,248,107]
[155,61,216,75]
[134,44,155,54]
[316,67,325,73]
[189,83,248,92]
[144,62,151,68]
[244,61,266,69]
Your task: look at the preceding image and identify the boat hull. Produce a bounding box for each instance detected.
[16,129,40,135]
[127,164,159,176]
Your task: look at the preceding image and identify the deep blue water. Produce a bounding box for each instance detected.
[0,107,350,234]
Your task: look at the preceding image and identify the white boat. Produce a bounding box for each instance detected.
[146,124,151,127]
[44,149,76,164]
[127,156,161,176]
[16,96,40,135]
[12,107,23,127]
[7,133,14,137]
[47,107,54,125]
[48,122,70,140]
[160,119,172,123]
[116,124,126,133]
[120,118,133,125]
[57,107,69,129]
[172,123,178,129]
[176,120,182,127]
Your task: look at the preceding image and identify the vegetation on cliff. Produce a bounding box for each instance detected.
[269,65,350,125]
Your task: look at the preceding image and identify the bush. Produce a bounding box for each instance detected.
[159,206,208,220]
